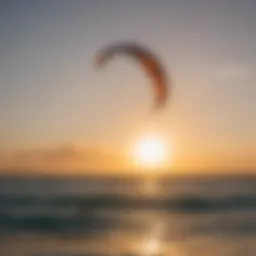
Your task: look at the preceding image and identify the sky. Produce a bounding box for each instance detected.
[0,0,255,175]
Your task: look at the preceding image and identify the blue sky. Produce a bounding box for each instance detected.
[0,0,255,172]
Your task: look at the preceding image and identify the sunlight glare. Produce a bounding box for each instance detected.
[133,134,169,168]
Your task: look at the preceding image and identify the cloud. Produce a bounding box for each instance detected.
[0,143,129,174]
[213,63,254,82]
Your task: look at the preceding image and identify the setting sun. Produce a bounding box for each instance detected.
[133,134,169,168]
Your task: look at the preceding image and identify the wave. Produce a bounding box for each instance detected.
[0,192,255,235]
[1,193,255,213]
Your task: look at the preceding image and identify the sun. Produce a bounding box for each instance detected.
[133,133,169,168]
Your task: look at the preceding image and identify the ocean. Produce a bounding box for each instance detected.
[0,174,255,256]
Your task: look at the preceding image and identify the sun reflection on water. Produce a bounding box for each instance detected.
[141,219,165,256]
[129,178,181,256]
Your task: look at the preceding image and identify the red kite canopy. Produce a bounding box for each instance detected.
[95,42,169,111]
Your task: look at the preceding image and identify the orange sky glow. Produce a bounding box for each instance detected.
[1,1,255,176]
